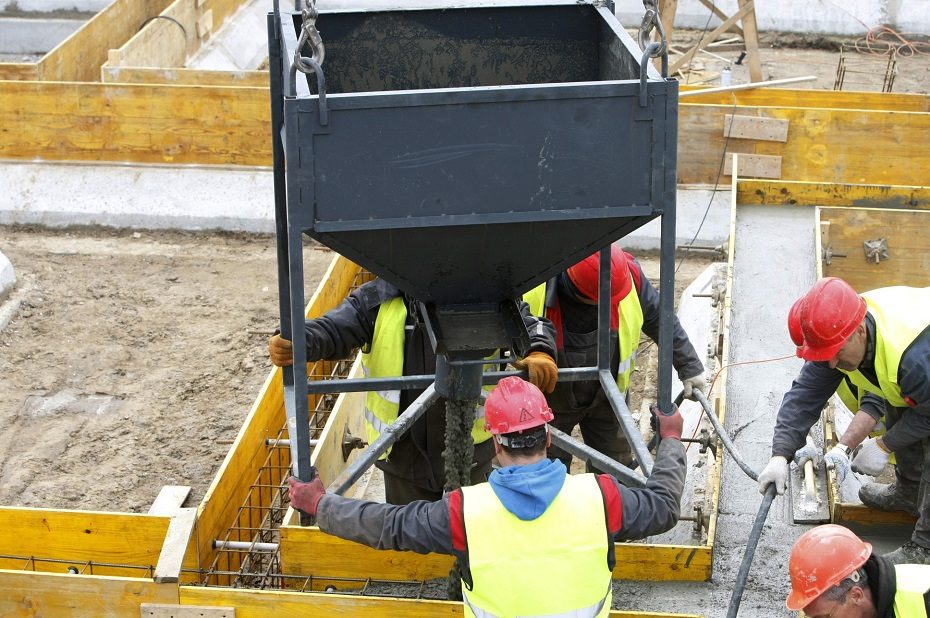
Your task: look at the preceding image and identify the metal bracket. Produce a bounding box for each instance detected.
[680,504,709,535]
[821,244,847,266]
[680,427,717,459]
[341,425,367,462]
[863,238,889,263]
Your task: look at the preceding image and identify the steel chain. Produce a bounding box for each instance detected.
[638,0,667,58]
[294,0,325,73]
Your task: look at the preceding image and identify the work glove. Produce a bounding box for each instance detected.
[851,437,891,476]
[287,469,326,516]
[792,442,821,469]
[268,334,294,367]
[681,372,707,400]
[650,403,683,440]
[513,351,558,394]
[824,445,852,482]
[758,456,789,495]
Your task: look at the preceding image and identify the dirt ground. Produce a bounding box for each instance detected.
[0,224,712,513]
[0,226,332,512]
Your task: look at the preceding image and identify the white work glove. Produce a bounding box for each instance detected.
[758,456,789,495]
[793,443,821,469]
[823,446,852,482]
[681,372,707,400]
[851,437,890,476]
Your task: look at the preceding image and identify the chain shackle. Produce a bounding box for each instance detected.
[294,0,324,73]
[638,0,668,59]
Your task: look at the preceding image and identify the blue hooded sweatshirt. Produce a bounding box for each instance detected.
[487,458,567,521]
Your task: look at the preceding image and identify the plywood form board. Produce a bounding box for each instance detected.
[0,507,169,574]
[0,63,39,81]
[723,114,788,142]
[0,81,270,165]
[195,256,361,573]
[722,153,781,179]
[180,583,703,617]
[679,104,930,186]
[0,570,178,617]
[679,87,930,112]
[37,0,173,82]
[108,0,197,70]
[737,179,930,209]
[279,526,712,582]
[102,66,267,87]
[819,206,930,290]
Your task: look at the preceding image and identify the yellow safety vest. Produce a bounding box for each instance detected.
[460,474,612,618]
[524,282,644,392]
[841,287,930,408]
[360,297,492,458]
[893,564,930,617]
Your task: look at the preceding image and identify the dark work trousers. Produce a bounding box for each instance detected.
[382,459,493,504]
[545,329,632,470]
[885,403,930,548]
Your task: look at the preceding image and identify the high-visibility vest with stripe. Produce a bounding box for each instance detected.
[459,474,612,618]
[893,564,930,617]
[524,282,644,392]
[841,287,930,408]
[360,297,492,458]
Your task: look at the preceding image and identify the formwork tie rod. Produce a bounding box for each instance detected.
[213,540,279,552]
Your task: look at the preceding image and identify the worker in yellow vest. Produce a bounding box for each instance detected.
[759,278,930,564]
[288,376,687,617]
[523,245,705,469]
[268,278,558,505]
[786,524,930,616]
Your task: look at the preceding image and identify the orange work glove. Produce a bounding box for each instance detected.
[513,351,558,394]
[287,473,326,516]
[268,334,294,367]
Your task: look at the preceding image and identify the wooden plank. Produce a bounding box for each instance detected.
[0,63,39,80]
[142,603,235,617]
[833,503,918,526]
[195,256,361,576]
[679,104,930,186]
[658,0,678,54]
[723,114,788,142]
[679,86,930,112]
[736,179,930,209]
[180,583,702,617]
[696,0,743,37]
[38,0,174,82]
[0,507,168,568]
[149,486,192,516]
[197,9,215,39]
[110,0,193,70]
[819,207,930,290]
[736,0,763,82]
[0,81,270,166]
[723,153,781,179]
[279,527,712,582]
[101,66,268,87]
[669,1,754,74]
[0,570,177,616]
[154,508,198,583]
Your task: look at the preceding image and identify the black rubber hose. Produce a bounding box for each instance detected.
[727,484,777,617]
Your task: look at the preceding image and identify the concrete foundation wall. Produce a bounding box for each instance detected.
[0,0,109,12]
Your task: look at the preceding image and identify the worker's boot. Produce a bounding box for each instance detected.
[858,481,919,517]
[883,540,930,565]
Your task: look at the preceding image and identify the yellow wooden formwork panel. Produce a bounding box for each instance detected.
[0,64,39,81]
[819,207,930,291]
[0,81,269,165]
[736,179,930,209]
[679,104,930,186]
[195,256,362,575]
[0,507,168,575]
[0,570,177,617]
[279,525,712,582]
[37,0,173,82]
[679,86,930,113]
[180,585,702,617]
[102,66,268,87]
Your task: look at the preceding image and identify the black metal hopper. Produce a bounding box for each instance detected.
[268,0,679,487]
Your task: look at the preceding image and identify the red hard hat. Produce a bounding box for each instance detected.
[789,277,866,362]
[566,245,632,303]
[786,524,872,611]
[485,377,554,435]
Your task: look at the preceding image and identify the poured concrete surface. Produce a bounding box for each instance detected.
[0,16,85,54]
